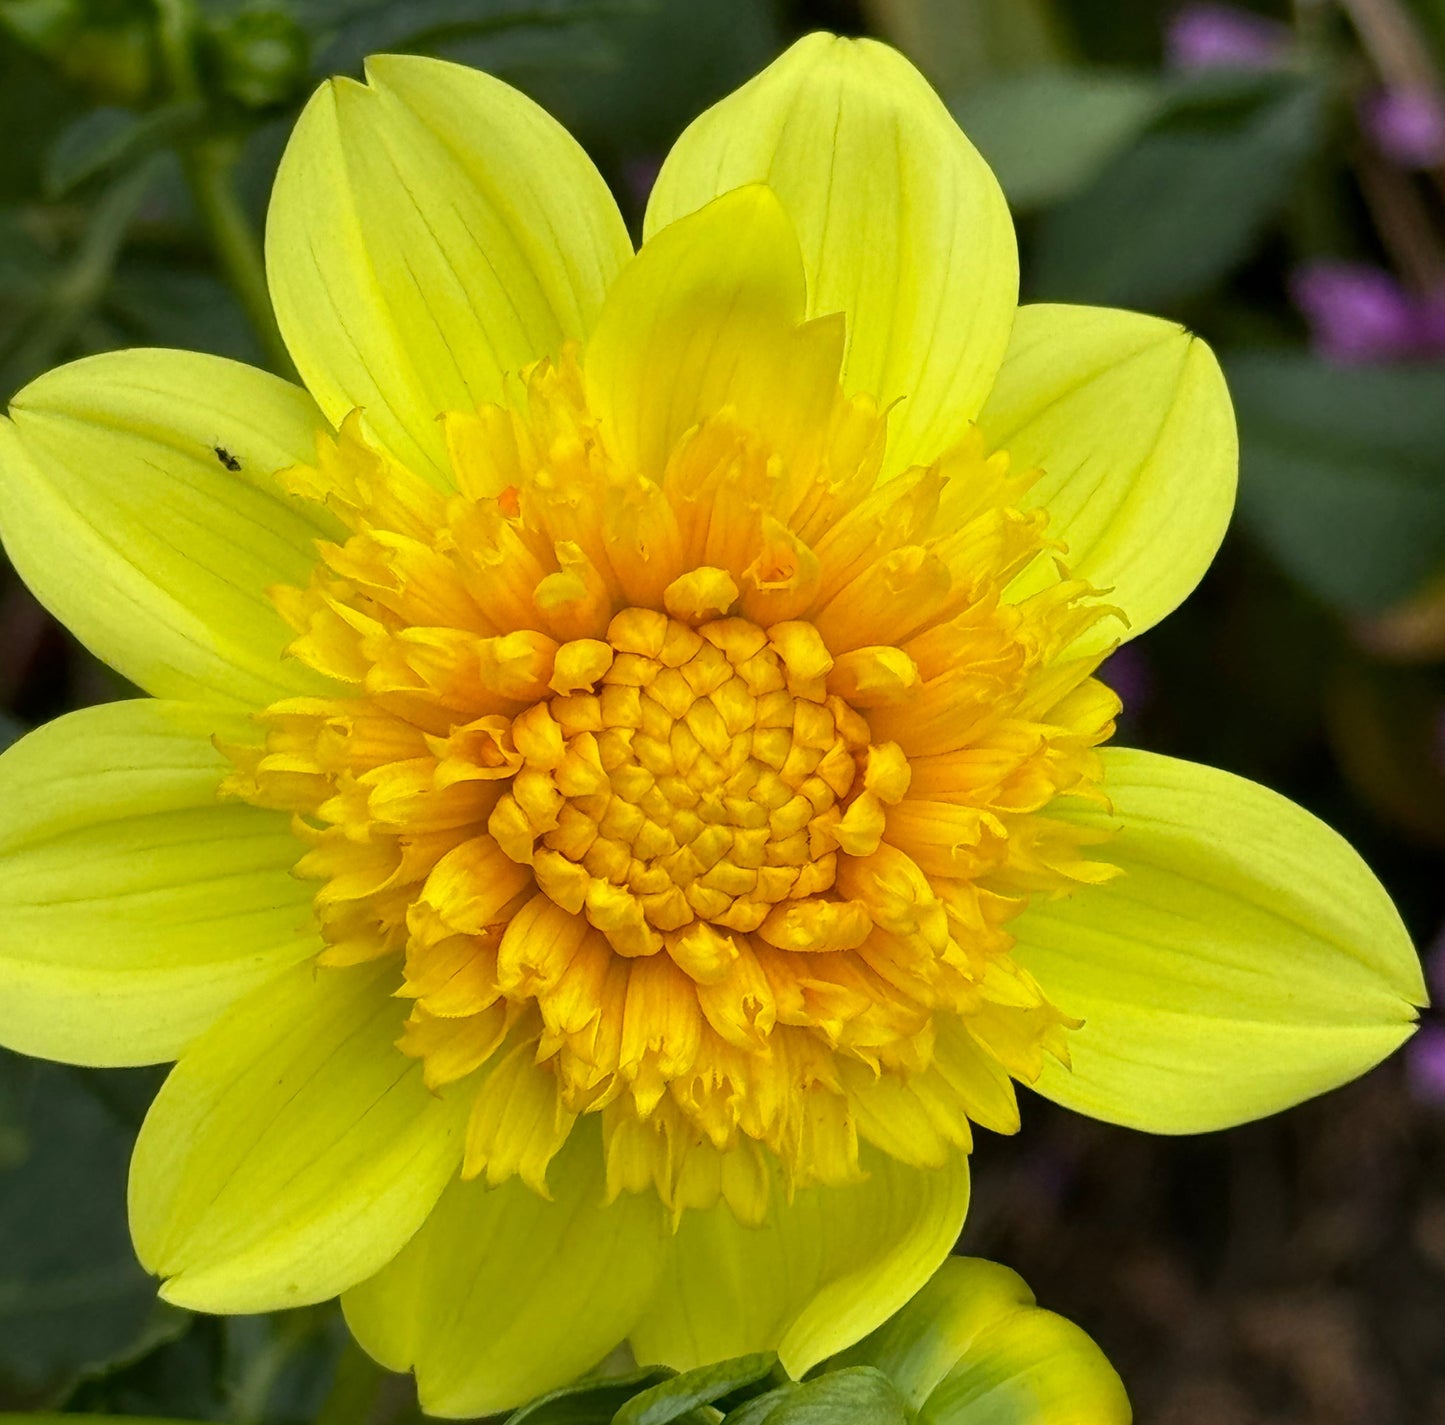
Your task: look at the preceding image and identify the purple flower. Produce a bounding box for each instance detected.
[1165,4,1292,73]
[1408,1024,1445,1105]
[1406,925,1445,1104]
[1361,86,1445,169]
[1290,260,1445,364]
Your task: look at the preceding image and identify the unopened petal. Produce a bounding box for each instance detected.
[586,184,810,481]
[834,1257,1129,1424]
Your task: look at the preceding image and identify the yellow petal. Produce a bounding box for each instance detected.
[0,700,317,1068]
[629,1149,970,1377]
[646,32,1017,474]
[833,1257,1130,1424]
[130,958,467,1312]
[1013,748,1425,1133]
[343,1124,664,1417]
[585,184,807,481]
[0,348,334,707]
[267,54,631,485]
[977,304,1236,645]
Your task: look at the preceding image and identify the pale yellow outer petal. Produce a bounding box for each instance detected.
[585,184,808,480]
[130,959,467,1312]
[0,348,334,707]
[1014,749,1425,1133]
[267,54,632,485]
[629,1151,971,1378]
[0,699,317,1068]
[645,32,1018,474]
[343,1126,665,1418]
[977,304,1236,645]
[834,1257,1130,1425]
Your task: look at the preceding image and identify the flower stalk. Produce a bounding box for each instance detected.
[152,0,296,380]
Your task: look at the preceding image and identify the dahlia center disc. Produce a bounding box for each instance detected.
[489,607,879,978]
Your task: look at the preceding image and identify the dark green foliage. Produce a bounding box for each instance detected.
[503,1367,675,1425]
[951,67,1162,208]
[611,1355,778,1425]
[0,1054,172,1407]
[1032,70,1329,306]
[718,1369,908,1425]
[1231,352,1445,613]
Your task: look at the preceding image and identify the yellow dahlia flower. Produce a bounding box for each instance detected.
[0,31,1423,1418]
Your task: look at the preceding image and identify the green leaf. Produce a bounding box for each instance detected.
[0,156,159,401]
[0,1053,169,1404]
[720,1389,791,1425]
[505,1367,677,1425]
[42,103,200,200]
[0,1054,26,1172]
[202,8,312,110]
[950,67,1161,209]
[104,263,264,366]
[614,1355,779,1425]
[0,29,78,202]
[214,1311,348,1424]
[1032,73,1328,306]
[298,0,781,175]
[0,0,80,56]
[864,0,1070,90]
[299,0,648,77]
[0,1414,211,1424]
[1229,350,1445,613]
[722,1370,908,1425]
[0,1,154,104]
[62,1315,223,1421]
[0,210,50,290]
[507,0,779,159]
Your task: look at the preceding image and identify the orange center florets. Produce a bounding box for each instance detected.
[492,609,900,975]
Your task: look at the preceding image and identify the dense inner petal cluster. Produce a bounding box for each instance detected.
[222,337,1121,1224]
[497,609,891,960]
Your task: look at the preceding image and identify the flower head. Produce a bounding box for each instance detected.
[0,32,1426,1417]
[1361,85,1445,169]
[1290,258,1445,363]
[1164,3,1293,73]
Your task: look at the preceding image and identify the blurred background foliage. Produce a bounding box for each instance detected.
[4,0,1445,1422]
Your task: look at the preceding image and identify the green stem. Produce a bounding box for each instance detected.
[151,0,297,379]
[153,0,200,96]
[314,1337,389,1425]
[1338,0,1440,89]
[183,140,296,377]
